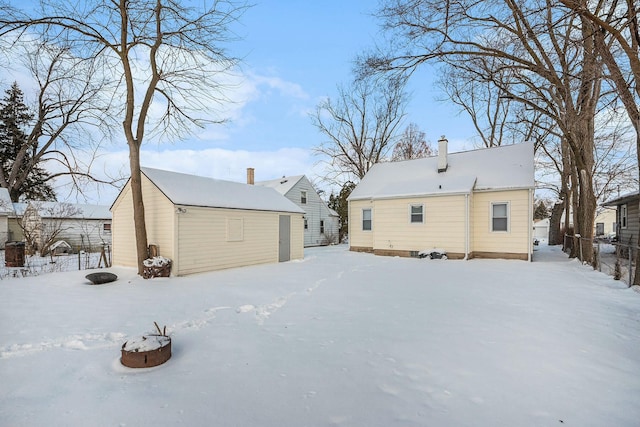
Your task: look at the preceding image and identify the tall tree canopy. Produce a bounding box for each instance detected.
[0,82,55,202]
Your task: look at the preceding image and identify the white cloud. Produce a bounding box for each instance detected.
[51,146,330,205]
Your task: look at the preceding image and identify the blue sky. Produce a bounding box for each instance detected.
[4,0,478,204]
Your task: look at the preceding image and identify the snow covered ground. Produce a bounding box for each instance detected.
[1,244,639,426]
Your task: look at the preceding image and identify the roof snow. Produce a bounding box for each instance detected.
[141,167,305,214]
[348,142,534,201]
[27,202,112,219]
[254,175,304,195]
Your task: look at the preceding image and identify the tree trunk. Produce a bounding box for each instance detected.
[549,200,564,245]
[128,145,148,276]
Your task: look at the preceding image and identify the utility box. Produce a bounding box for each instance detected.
[5,242,26,267]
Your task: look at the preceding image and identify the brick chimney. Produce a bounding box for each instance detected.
[438,136,448,173]
[247,167,255,185]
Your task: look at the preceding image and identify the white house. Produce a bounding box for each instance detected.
[0,188,13,244]
[254,171,339,246]
[348,141,535,260]
[111,167,305,276]
[20,201,112,253]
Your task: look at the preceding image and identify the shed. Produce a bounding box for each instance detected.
[111,167,305,276]
[348,141,535,260]
[254,173,339,246]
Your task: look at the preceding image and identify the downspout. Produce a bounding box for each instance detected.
[465,193,470,260]
[528,188,533,262]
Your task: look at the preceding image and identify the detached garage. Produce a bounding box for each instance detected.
[111,167,305,276]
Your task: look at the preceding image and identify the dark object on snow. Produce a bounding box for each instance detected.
[85,272,118,285]
[430,251,445,259]
[121,323,171,368]
[143,257,172,279]
[121,335,172,368]
[5,242,25,267]
[533,238,540,246]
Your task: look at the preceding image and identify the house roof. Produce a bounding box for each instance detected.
[255,175,305,195]
[348,142,535,201]
[27,202,112,219]
[141,167,305,214]
[603,191,639,207]
[0,188,12,214]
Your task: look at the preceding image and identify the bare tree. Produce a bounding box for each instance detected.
[311,75,407,183]
[1,0,247,274]
[20,202,81,256]
[391,122,433,160]
[0,39,119,202]
[361,0,605,262]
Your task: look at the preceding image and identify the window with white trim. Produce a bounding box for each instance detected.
[620,204,627,229]
[304,218,308,230]
[320,220,325,234]
[362,208,372,231]
[301,191,307,204]
[491,202,509,232]
[410,204,424,224]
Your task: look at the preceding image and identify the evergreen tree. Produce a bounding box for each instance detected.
[533,201,548,220]
[328,181,356,243]
[0,82,55,202]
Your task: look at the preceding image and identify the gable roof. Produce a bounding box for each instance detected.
[140,167,305,214]
[26,202,112,219]
[348,142,534,201]
[603,191,639,207]
[254,175,305,195]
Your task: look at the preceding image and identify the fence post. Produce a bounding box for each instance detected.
[597,241,601,272]
[577,234,583,262]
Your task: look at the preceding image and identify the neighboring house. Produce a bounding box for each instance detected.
[0,188,13,244]
[111,167,305,276]
[533,218,549,242]
[253,171,339,246]
[8,202,27,242]
[594,207,617,238]
[20,201,112,253]
[348,140,535,260]
[603,191,639,247]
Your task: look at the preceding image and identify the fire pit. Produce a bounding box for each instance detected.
[121,323,172,368]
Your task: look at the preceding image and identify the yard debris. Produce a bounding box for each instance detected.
[418,249,448,259]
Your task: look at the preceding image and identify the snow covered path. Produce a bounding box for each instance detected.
[0,244,638,426]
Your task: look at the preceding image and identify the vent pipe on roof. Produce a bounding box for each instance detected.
[438,136,448,173]
[247,168,255,185]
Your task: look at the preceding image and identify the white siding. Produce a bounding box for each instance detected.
[471,189,531,255]
[284,176,338,246]
[111,175,176,268]
[176,207,303,275]
[372,195,467,254]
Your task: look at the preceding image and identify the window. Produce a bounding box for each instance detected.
[491,202,509,232]
[320,220,325,234]
[103,223,112,233]
[304,218,308,230]
[621,204,627,229]
[596,223,604,236]
[410,204,424,223]
[301,191,307,204]
[362,208,372,231]
[226,218,244,242]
